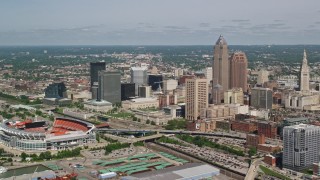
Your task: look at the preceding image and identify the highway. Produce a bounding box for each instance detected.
[244,158,263,180]
[95,128,246,139]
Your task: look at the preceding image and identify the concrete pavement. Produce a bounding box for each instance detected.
[244,158,263,180]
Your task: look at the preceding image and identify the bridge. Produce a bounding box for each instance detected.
[95,128,246,140]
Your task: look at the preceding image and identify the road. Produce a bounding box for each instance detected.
[244,158,263,180]
[96,128,246,140]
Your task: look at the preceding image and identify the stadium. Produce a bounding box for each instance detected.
[0,117,96,151]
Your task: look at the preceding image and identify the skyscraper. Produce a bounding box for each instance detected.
[98,71,121,104]
[90,62,106,88]
[299,50,310,94]
[230,51,248,92]
[148,74,163,91]
[203,67,213,84]
[212,35,229,97]
[45,82,67,98]
[250,87,272,110]
[121,83,135,101]
[283,124,320,171]
[186,78,208,121]
[130,67,148,95]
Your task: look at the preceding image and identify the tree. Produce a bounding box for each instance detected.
[146,119,150,124]
[248,147,257,157]
[96,133,100,143]
[21,152,28,161]
[151,121,156,125]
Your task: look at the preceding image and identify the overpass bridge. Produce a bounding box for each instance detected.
[95,128,246,140]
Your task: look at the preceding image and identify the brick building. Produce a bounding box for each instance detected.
[257,144,281,153]
[257,121,278,139]
[246,134,265,147]
[231,120,257,133]
[264,154,276,167]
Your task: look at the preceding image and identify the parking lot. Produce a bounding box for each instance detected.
[160,142,249,174]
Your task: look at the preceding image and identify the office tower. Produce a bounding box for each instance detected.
[257,70,269,85]
[174,68,184,77]
[283,124,320,171]
[224,88,244,105]
[212,35,229,96]
[138,85,151,98]
[230,51,248,92]
[250,87,272,110]
[163,79,178,92]
[300,50,310,94]
[186,78,208,121]
[212,84,223,105]
[148,74,163,91]
[91,85,98,100]
[203,67,213,84]
[45,82,67,98]
[98,71,121,104]
[121,83,135,101]
[90,62,106,88]
[131,67,148,95]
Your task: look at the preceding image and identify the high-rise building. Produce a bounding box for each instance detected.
[186,78,208,121]
[212,35,229,96]
[257,70,269,85]
[230,51,248,92]
[283,124,320,171]
[300,50,310,94]
[45,82,67,98]
[131,67,148,95]
[250,87,273,110]
[148,74,163,91]
[121,83,135,101]
[163,79,178,92]
[212,84,223,104]
[98,71,121,104]
[90,62,106,88]
[203,67,213,84]
[138,85,151,98]
[224,88,244,105]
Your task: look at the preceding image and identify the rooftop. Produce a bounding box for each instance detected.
[131,67,147,71]
[122,163,220,180]
[84,99,112,106]
[127,98,157,103]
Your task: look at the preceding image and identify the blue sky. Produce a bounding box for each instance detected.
[0,0,320,45]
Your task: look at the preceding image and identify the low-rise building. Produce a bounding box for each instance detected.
[257,144,281,153]
[187,119,216,132]
[231,119,257,133]
[163,105,182,119]
[257,121,278,139]
[84,99,113,113]
[122,98,159,110]
[284,92,320,110]
[313,162,320,176]
[216,120,230,130]
[132,110,172,125]
[246,134,265,147]
[264,154,276,167]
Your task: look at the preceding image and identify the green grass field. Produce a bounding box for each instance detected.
[259,165,291,180]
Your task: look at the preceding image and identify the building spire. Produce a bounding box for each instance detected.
[303,49,307,64]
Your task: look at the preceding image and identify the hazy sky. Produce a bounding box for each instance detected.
[1,0,320,45]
